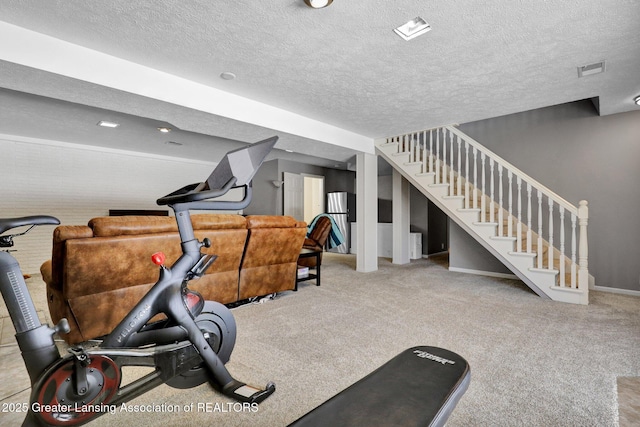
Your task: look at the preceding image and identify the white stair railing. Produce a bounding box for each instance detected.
[385,125,589,293]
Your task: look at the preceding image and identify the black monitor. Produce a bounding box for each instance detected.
[157,136,278,206]
[206,136,278,191]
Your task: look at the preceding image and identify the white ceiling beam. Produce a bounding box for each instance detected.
[0,21,374,154]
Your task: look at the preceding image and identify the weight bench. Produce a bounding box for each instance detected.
[288,346,470,427]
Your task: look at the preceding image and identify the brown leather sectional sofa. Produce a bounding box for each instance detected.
[40,214,306,344]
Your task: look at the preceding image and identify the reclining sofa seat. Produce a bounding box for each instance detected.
[41,214,305,344]
[297,215,332,269]
[240,215,307,300]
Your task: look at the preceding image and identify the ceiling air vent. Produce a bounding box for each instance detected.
[577,61,605,77]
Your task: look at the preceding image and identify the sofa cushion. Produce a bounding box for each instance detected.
[89,216,177,237]
[245,215,298,229]
[192,214,247,230]
[239,215,306,299]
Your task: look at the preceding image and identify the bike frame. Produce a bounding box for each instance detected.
[1,136,279,425]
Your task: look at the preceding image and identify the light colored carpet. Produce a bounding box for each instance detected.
[1,254,639,426]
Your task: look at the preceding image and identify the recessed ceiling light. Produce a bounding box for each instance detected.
[220,72,236,80]
[285,149,294,153]
[394,17,431,41]
[97,120,120,128]
[634,96,640,106]
[304,0,333,8]
[157,127,172,133]
[577,61,605,77]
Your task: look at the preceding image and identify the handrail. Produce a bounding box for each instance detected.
[445,126,578,215]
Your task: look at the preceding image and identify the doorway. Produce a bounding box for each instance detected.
[283,172,324,222]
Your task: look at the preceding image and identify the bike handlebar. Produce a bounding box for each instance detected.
[0,216,60,236]
[156,177,239,206]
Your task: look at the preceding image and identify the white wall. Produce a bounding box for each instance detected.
[1,135,216,273]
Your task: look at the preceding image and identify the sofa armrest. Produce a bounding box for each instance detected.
[50,225,93,291]
[40,259,53,286]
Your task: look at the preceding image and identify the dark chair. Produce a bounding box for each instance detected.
[298,216,332,268]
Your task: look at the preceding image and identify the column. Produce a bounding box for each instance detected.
[356,152,378,272]
[392,169,410,264]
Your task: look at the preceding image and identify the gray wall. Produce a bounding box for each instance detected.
[245,159,280,215]
[378,173,449,256]
[324,168,356,194]
[457,100,640,291]
[244,159,356,216]
[449,221,512,276]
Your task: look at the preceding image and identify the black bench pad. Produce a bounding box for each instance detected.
[288,346,470,427]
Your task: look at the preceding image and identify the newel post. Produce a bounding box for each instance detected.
[577,200,589,290]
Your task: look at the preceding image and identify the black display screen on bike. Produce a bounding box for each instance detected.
[157,136,278,205]
[206,136,278,191]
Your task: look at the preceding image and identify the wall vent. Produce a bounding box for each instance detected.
[577,61,605,77]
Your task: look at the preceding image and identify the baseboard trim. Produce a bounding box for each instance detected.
[424,251,448,258]
[592,285,640,297]
[449,266,519,280]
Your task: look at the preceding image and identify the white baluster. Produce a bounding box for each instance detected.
[481,153,486,222]
[526,183,532,253]
[429,130,434,173]
[547,199,554,270]
[435,129,440,184]
[442,129,448,186]
[507,170,513,237]
[571,212,577,288]
[449,131,455,195]
[559,206,565,287]
[422,131,428,173]
[537,190,543,269]
[516,177,522,252]
[464,144,470,208]
[456,135,462,197]
[473,147,478,209]
[498,164,504,237]
[489,158,495,224]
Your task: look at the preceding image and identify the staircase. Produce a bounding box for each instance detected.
[376,125,590,305]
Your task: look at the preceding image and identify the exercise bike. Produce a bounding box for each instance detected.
[0,137,278,426]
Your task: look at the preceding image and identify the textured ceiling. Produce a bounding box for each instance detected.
[0,0,639,165]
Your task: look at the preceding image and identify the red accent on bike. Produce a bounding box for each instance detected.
[151,252,166,266]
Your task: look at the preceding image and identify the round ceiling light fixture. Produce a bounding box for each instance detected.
[304,0,333,9]
[635,95,640,106]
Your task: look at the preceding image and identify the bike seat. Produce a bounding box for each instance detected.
[0,216,60,235]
